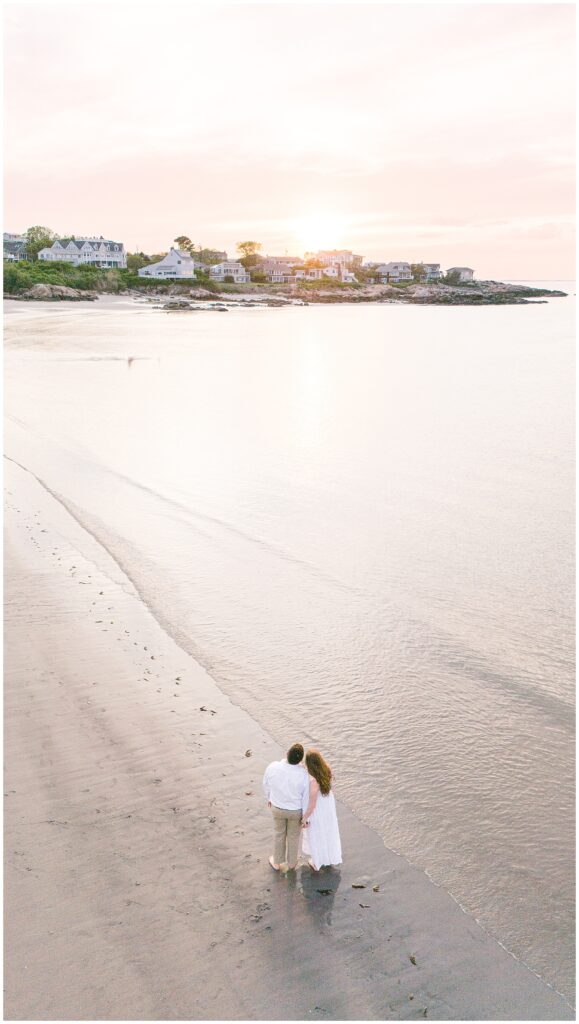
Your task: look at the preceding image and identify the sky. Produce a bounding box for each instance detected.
[3,2,576,278]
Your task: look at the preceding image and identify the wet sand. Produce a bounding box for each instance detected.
[4,457,574,1021]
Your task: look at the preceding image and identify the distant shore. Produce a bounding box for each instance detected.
[4,279,568,307]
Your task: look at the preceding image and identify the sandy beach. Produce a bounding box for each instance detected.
[4,455,574,1021]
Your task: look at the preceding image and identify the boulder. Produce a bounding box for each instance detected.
[23,283,97,301]
[27,283,52,299]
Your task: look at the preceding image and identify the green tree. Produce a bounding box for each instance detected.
[444,270,461,286]
[236,240,262,268]
[126,252,150,271]
[25,225,59,261]
[196,247,225,265]
[411,263,427,283]
[174,236,193,253]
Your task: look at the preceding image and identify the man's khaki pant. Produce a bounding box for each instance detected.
[271,806,302,866]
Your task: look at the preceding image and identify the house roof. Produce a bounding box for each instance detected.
[3,239,27,255]
[265,256,303,264]
[172,248,194,261]
[52,238,123,252]
[372,262,410,271]
[448,266,474,272]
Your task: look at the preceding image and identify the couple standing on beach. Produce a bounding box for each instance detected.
[262,743,342,872]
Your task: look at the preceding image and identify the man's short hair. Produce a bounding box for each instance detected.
[287,743,304,765]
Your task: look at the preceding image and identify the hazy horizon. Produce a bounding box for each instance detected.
[4,2,576,278]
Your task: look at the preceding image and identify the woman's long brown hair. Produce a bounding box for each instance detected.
[305,750,332,795]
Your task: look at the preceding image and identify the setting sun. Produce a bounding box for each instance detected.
[293,213,346,254]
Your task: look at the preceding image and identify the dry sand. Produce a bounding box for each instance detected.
[4,457,574,1021]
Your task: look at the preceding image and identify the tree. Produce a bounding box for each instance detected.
[25,225,59,261]
[444,270,461,286]
[127,252,150,271]
[411,263,427,284]
[355,266,378,284]
[196,247,225,265]
[174,236,193,253]
[236,240,262,268]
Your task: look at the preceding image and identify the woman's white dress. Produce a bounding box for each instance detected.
[301,780,342,869]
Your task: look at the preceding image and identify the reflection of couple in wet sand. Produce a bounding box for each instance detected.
[262,743,342,872]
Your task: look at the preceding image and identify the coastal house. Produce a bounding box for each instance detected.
[295,265,357,284]
[413,262,442,281]
[138,248,197,279]
[340,267,358,283]
[38,236,127,268]
[307,249,363,268]
[209,261,250,284]
[319,264,358,283]
[3,234,28,261]
[257,261,295,284]
[447,266,475,282]
[372,261,412,283]
[259,256,305,281]
[295,267,326,281]
[264,255,304,269]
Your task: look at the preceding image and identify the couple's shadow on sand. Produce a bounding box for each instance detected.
[272,865,342,929]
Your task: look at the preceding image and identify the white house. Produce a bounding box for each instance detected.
[319,264,358,283]
[138,248,197,279]
[414,262,442,281]
[447,266,474,282]
[3,234,28,261]
[295,267,326,281]
[209,261,250,284]
[38,236,126,268]
[259,256,305,281]
[264,255,304,269]
[340,268,358,283]
[295,265,357,284]
[257,261,295,283]
[372,261,412,283]
[308,249,363,268]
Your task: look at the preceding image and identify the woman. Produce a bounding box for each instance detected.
[301,750,342,871]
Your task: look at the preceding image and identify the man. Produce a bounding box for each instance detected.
[262,743,309,871]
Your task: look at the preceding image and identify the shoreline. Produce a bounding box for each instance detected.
[3,279,569,308]
[4,456,574,1021]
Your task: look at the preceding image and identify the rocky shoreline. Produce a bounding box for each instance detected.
[5,279,568,306]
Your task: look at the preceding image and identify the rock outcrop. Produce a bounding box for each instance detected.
[19,283,98,301]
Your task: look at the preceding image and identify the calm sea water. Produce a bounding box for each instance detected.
[4,287,575,998]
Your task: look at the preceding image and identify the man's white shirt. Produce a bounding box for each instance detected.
[262,758,309,811]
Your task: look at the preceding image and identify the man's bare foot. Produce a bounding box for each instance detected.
[285,863,297,871]
[308,859,319,871]
[269,856,281,870]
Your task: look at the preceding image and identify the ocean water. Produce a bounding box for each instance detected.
[4,287,575,998]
